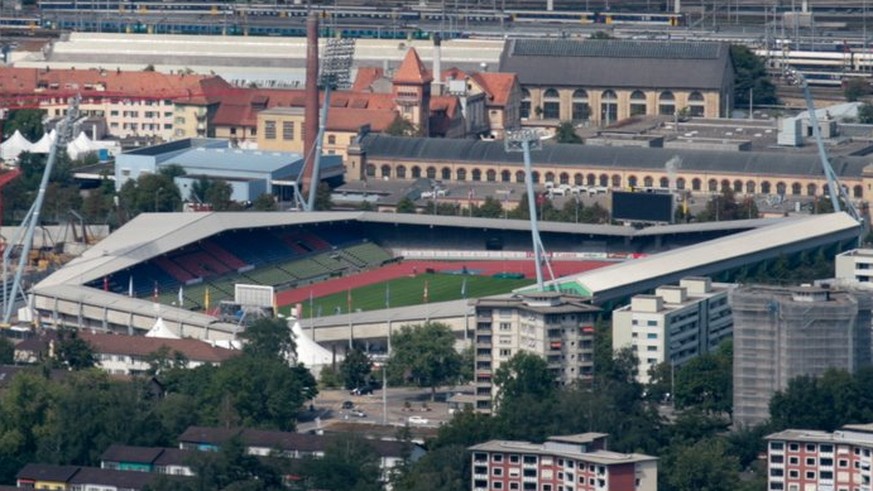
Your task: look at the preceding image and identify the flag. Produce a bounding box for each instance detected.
[347,288,352,313]
[385,283,391,309]
[423,280,429,303]
[153,281,159,302]
[128,276,134,298]
[103,276,109,292]
[204,287,210,312]
[309,289,314,318]
[461,277,467,299]
[178,285,184,307]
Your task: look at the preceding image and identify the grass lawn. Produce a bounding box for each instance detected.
[282,273,533,318]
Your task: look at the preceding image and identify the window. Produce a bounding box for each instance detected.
[572,89,589,121]
[600,90,618,124]
[646,333,658,339]
[521,89,531,119]
[264,120,277,140]
[543,89,560,119]
[687,91,705,117]
[282,121,294,140]
[630,90,647,116]
[806,444,816,452]
[659,91,675,116]
[805,471,816,480]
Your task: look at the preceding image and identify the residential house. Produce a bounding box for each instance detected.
[101,445,196,477]
[17,463,190,490]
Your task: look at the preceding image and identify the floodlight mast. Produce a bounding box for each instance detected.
[302,38,356,212]
[3,96,80,324]
[505,129,550,291]
[783,67,861,222]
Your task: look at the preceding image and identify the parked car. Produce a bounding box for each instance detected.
[341,400,354,410]
[407,415,429,425]
[350,409,367,418]
[350,386,374,396]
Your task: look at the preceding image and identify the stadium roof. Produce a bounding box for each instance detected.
[532,212,862,303]
[359,135,871,179]
[36,211,782,290]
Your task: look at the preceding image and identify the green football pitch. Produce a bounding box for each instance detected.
[281,274,533,319]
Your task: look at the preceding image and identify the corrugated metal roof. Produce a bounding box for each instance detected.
[511,39,723,60]
[170,147,303,173]
[545,212,860,295]
[360,135,871,179]
[499,39,732,90]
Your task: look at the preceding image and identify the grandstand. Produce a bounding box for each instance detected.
[29,210,848,343]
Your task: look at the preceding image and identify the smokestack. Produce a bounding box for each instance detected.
[432,33,442,96]
[302,13,319,200]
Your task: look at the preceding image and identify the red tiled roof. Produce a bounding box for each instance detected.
[327,107,397,132]
[79,332,239,363]
[351,66,385,92]
[393,48,432,85]
[430,95,458,117]
[471,72,518,107]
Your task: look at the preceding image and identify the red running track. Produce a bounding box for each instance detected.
[275,260,611,307]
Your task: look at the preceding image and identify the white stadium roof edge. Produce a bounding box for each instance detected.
[532,212,862,303]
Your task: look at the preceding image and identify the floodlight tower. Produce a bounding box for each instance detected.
[782,66,862,223]
[3,96,80,324]
[505,129,554,291]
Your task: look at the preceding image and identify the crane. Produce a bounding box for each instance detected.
[783,66,863,223]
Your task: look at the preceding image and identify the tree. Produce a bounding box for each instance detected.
[252,193,278,211]
[396,197,417,214]
[340,347,372,390]
[314,182,333,211]
[845,78,872,102]
[55,328,96,370]
[472,196,504,218]
[696,188,757,222]
[118,172,182,215]
[555,121,582,144]
[4,109,45,141]
[158,164,187,180]
[392,444,469,491]
[204,179,233,211]
[589,31,613,39]
[146,346,189,376]
[386,114,419,137]
[388,322,462,400]
[0,336,13,365]
[860,102,873,124]
[300,434,383,491]
[731,44,778,107]
[493,352,555,409]
[673,340,733,414]
[663,438,740,491]
[240,317,296,362]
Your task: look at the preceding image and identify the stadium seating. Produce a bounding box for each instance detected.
[212,230,296,266]
[153,256,197,283]
[201,240,248,270]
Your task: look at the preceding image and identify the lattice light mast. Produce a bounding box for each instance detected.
[3,96,80,323]
[504,129,554,291]
[300,37,355,212]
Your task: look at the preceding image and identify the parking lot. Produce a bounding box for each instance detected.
[306,385,462,430]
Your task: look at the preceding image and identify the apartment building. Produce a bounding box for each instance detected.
[612,276,734,384]
[766,423,873,491]
[473,292,600,413]
[835,248,873,287]
[732,285,873,427]
[468,433,658,491]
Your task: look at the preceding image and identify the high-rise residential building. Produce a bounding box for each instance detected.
[765,423,873,491]
[731,285,873,427]
[612,276,734,384]
[469,433,658,491]
[473,292,600,413]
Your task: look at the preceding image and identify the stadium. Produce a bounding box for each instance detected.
[29,210,862,358]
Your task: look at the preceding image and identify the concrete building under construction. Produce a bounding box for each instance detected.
[731,285,873,427]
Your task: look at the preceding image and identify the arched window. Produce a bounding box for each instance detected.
[545,172,555,184]
[692,178,702,191]
[501,170,511,182]
[381,165,391,178]
[676,177,686,190]
[761,181,771,194]
[426,166,436,179]
[411,166,422,179]
[733,180,743,193]
[441,167,452,181]
[708,179,718,192]
[807,183,817,196]
[560,172,570,185]
[601,90,618,124]
[486,169,496,182]
[776,182,786,195]
[687,91,705,117]
[611,174,622,188]
[532,171,540,184]
[587,174,597,186]
[630,90,647,116]
[366,164,376,177]
[572,89,590,121]
[791,182,802,195]
[396,165,406,179]
[628,175,638,188]
[471,168,482,181]
[574,173,583,186]
[721,179,731,192]
[543,88,560,119]
[599,174,609,187]
[516,171,525,183]
[520,89,531,119]
[659,177,669,188]
[855,185,864,198]
[746,181,756,194]
[457,168,467,181]
[659,91,675,116]
[643,176,654,188]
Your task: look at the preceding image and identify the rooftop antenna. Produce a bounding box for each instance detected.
[504,129,554,292]
[3,95,80,324]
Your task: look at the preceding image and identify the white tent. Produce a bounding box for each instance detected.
[30,129,56,154]
[1,130,32,161]
[144,317,181,339]
[66,131,97,160]
[291,320,337,368]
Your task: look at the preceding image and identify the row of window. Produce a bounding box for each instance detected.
[365,164,865,198]
[521,89,706,120]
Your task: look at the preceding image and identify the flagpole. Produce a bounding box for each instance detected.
[347,288,353,350]
[309,289,315,337]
